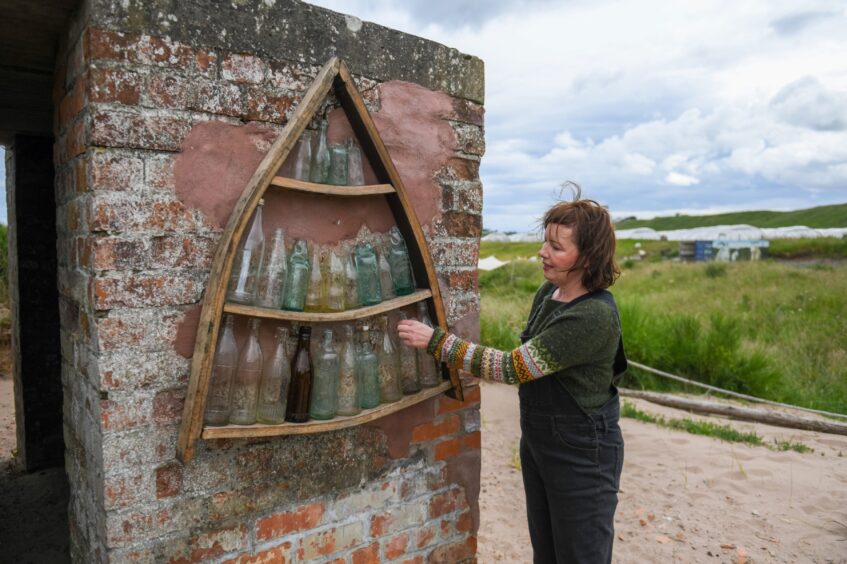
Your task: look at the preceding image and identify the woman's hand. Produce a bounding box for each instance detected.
[397,319,434,349]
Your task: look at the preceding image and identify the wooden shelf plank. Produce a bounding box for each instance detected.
[202,382,452,438]
[223,290,432,322]
[270,176,395,196]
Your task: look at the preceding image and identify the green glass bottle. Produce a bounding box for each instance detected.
[355,241,382,306]
[309,329,339,420]
[229,318,263,425]
[377,315,402,403]
[336,324,360,416]
[282,239,310,311]
[356,324,380,409]
[388,226,415,296]
[256,325,290,424]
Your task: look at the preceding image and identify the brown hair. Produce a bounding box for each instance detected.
[542,182,620,291]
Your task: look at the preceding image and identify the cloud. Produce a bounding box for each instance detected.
[770,76,847,131]
[666,172,700,186]
[770,9,842,35]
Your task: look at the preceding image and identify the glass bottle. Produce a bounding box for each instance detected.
[396,311,420,395]
[347,141,365,186]
[227,200,265,304]
[416,302,441,388]
[293,130,313,181]
[310,329,339,420]
[255,228,287,309]
[310,121,330,184]
[325,251,346,312]
[377,315,402,403]
[328,143,348,185]
[256,326,291,424]
[388,226,415,296]
[304,246,324,312]
[356,324,380,409]
[204,314,238,426]
[378,247,396,301]
[344,251,360,310]
[286,326,313,423]
[229,318,263,425]
[355,241,382,306]
[336,324,360,416]
[282,239,310,311]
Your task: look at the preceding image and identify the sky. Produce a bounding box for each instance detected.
[307,0,847,231]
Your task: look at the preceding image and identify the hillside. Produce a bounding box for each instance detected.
[615,202,847,230]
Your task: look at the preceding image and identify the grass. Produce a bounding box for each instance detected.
[614,202,847,230]
[621,401,813,453]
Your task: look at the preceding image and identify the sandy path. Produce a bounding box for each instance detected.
[478,381,847,563]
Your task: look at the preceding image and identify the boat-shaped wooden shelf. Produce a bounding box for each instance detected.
[176,56,464,463]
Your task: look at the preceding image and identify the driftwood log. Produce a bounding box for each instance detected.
[620,388,847,437]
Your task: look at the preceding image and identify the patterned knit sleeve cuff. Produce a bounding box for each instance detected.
[427,326,448,361]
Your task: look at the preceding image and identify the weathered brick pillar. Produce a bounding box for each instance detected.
[53,2,484,561]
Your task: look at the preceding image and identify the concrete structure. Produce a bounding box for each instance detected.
[2,1,484,561]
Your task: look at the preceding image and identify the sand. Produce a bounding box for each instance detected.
[477,381,847,564]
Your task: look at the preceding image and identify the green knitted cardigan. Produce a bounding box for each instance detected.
[427,282,622,410]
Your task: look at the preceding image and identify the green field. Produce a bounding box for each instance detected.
[479,250,847,414]
[615,202,847,230]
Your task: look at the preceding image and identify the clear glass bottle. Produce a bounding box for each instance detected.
[416,302,441,388]
[204,314,238,426]
[310,121,330,184]
[388,226,415,296]
[355,241,382,306]
[378,247,396,301]
[229,318,263,425]
[286,326,313,423]
[304,246,324,312]
[256,326,291,424]
[293,130,313,181]
[227,200,265,304]
[344,251,360,310]
[377,315,402,403]
[356,324,381,409]
[282,239,310,311]
[325,250,346,312]
[336,324,360,416]
[328,143,348,185]
[310,329,339,420]
[347,141,365,186]
[396,311,420,395]
[255,228,287,309]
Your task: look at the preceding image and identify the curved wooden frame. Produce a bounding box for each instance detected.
[176,57,462,463]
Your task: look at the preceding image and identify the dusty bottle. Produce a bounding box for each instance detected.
[347,141,365,186]
[286,326,313,423]
[310,121,330,184]
[310,329,339,420]
[229,318,263,425]
[328,143,348,185]
[355,241,382,306]
[255,228,287,308]
[416,302,441,388]
[304,246,324,312]
[256,326,291,424]
[356,325,380,409]
[293,130,313,181]
[336,324,360,416]
[378,247,396,301]
[204,314,238,426]
[377,316,402,403]
[343,251,360,310]
[388,226,415,296]
[396,311,420,394]
[227,200,265,304]
[282,239,310,311]
[325,251,346,312]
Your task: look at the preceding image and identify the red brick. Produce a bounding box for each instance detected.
[426,535,476,563]
[235,446,274,483]
[450,98,485,127]
[442,157,480,181]
[443,270,478,292]
[429,488,468,518]
[221,543,291,564]
[456,511,475,533]
[100,395,150,431]
[442,211,482,238]
[146,73,193,109]
[222,53,267,84]
[90,195,196,232]
[89,67,142,105]
[192,79,245,117]
[90,107,192,151]
[415,524,438,550]
[256,502,325,541]
[145,153,176,190]
[437,385,480,414]
[246,87,296,123]
[153,388,185,425]
[352,543,380,564]
[173,525,248,563]
[209,489,259,523]
[195,49,218,76]
[156,463,183,498]
[91,273,201,309]
[150,235,215,269]
[89,152,144,192]
[434,431,481,461]
[86,28,138,62]
[104,472,145,509]
[399,558,424,564]
[58,76,86,129]
[56,119,87,164]
[90,236,148,270]
[137,35,193,67]
[411,414,460,443]
[384,532,409,560]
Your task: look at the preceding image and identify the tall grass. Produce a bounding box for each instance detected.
[479,257,847,414]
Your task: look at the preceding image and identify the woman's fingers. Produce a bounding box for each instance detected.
[397,319,434,349]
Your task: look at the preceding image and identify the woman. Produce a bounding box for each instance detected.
[398,187,627,564]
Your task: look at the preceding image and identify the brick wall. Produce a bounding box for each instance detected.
[53,2,483,562]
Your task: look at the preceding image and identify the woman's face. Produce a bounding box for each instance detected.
[538,223,583,288]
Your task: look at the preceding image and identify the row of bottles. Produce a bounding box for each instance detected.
[287,121,366,186]
[226,202,416,311]
[203,302,442,427]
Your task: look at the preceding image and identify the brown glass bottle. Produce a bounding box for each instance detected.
[285,326,313,423]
